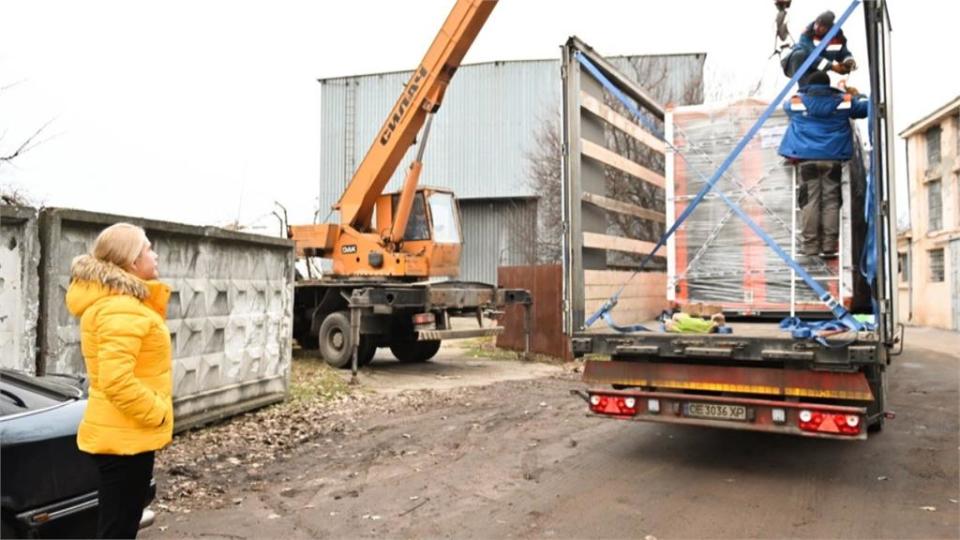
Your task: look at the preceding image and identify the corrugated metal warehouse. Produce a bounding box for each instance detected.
[319,52,705,283]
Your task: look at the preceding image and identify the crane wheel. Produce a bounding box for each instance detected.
[390,340,441,363]
[318,311,376,369]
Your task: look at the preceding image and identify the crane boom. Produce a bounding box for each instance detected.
[336,0,498,230]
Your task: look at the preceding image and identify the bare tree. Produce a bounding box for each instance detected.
[1,80,56,163]
[1,80,56,206]
[0,181,40,206]
[524,112,563,264]
[0,119,53,165]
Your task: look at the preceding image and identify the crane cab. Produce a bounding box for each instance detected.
[288,186,463,278]
[371,186,463,278]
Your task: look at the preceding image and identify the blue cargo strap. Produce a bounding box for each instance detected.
[599,311,652,333]
[578,0,863,332]
[859,98,880,325]
[779,317,858,348]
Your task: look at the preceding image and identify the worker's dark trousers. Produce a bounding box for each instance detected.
[782,48,823,83]
[799,160,842,256]
[88,451,155,539]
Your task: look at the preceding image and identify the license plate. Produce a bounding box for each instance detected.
[684,402,748,421]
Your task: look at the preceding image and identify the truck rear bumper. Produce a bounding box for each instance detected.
[579,359,876,440]
[417,326,504,341]
[578,388,869,440]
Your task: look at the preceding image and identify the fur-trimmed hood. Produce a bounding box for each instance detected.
[66,254,170,318]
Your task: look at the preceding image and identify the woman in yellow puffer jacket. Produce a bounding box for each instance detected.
[65,222,173,539]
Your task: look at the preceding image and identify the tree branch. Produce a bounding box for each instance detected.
[0,118,55,163]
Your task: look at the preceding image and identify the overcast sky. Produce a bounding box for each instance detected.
[1,0,955,233]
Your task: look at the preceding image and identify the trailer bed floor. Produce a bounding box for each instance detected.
[581,320,838,339]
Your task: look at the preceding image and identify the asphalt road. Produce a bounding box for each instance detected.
[145,330,959,539]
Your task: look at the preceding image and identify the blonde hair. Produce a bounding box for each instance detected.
[92,223,148,268]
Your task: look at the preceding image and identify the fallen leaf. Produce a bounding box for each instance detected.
[920,506,937,512]
[876,476,888,481]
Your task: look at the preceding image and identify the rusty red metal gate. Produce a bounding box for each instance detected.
[497,265,571,361]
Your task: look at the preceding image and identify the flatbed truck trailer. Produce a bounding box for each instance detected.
[563,2,900,440]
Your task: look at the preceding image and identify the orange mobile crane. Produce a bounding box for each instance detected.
[288,0,530,370]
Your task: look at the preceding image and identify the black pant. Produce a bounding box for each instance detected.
[782,48,824,83]
[798,161,843,255]
[87,451,155,539]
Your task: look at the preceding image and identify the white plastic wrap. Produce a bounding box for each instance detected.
[667,99,860,314]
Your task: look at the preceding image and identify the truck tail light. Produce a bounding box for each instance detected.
[412,312,436,325]
[588,393,637,417]
[798,409,861,436]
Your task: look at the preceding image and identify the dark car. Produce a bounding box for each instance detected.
[0,369,155,538]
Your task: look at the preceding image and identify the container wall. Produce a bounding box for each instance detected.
[561,38,700,332]
[459,198,537,284]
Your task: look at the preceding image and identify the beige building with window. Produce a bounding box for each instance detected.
[898,95,960,330]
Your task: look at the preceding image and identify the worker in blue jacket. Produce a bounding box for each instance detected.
[782,10,857,80]
[778,70,868,259]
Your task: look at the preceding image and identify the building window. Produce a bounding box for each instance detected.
[929,249,945,282]
[898,252,909,283]
[926,126,942,172]
[928,179,942,231]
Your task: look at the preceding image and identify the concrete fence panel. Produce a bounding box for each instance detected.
[0,205,40,373]
[38,208,295,431]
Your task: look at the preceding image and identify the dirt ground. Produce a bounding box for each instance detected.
[144,332,959,539]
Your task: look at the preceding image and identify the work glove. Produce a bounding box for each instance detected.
[830,62,851,75]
